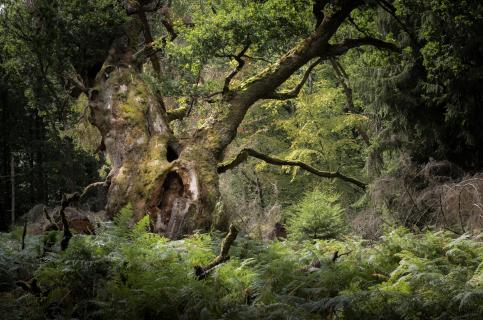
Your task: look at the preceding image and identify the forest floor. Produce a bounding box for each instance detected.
[0,208,482,319]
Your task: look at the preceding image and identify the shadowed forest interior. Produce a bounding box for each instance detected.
[0,0,482,319]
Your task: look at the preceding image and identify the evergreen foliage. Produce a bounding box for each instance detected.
[285,189,348,240]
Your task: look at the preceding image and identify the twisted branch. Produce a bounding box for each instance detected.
[217,148,366,190]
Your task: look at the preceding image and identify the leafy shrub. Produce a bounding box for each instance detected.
[286,190,348,240]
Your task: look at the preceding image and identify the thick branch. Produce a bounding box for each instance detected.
[217,148,366,190]
[195,1,374,158]
[64,71,88,98]
[265,58,322,100]
[312,0,329,29]
[161,11,177,41]
[327,37,401,56]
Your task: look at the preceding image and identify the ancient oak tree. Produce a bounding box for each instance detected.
[73,0,398,237]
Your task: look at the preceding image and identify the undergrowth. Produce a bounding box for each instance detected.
[0,208,481,319]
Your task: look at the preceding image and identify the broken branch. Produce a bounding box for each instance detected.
[21,220,27,250]
[59,193,80,251]
[195,224,238,279]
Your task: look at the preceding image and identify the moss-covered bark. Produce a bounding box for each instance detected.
[87,38,221,238]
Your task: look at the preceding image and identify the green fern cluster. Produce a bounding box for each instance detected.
[0,207,481,319]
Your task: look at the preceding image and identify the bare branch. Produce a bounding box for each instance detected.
[327,37,401,56]
[217,148,366,190]
[265,58,323,100]
[64,71,88,97]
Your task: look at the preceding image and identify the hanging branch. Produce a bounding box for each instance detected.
[329,58,370,145]
[375,0,416,44]
[217,148,366,190]
[265,58,323,100]
[195,224,238,279]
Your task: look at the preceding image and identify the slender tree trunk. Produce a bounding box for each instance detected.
[10,153,15,227]
[0,87,10,231]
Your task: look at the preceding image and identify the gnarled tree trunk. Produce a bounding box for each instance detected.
[88,35,220,238]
